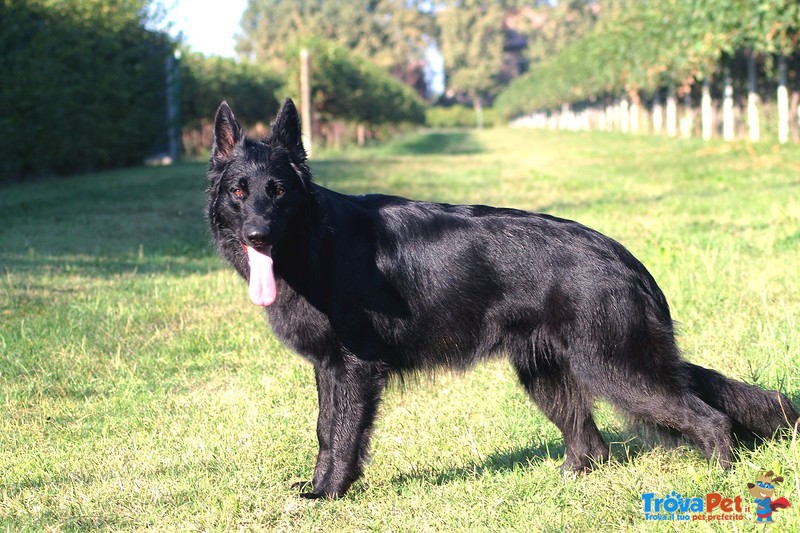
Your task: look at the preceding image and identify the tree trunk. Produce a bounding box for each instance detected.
[652,91,663,134]
[680,91,693,138]
[666,83,677,137]
[701,78,712,141]
[620,97,629,133]
[472,93,484,129]
[357,123,366,146]
[777,54,789,144]
[790,90,800,142]
[747,49,760,142]
[723,68,735,141]
[629,91,640,134]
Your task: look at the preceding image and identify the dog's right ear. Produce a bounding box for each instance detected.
[212,101,243,164]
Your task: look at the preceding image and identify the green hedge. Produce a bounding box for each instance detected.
[180,52,283,131]
[0,0,171,180]
[425,105,496,128]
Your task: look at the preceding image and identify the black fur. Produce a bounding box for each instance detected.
[207,99,798,499]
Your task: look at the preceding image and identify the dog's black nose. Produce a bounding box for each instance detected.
[244,226,271,248]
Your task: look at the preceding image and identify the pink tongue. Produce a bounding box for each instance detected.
[246,246,277,306]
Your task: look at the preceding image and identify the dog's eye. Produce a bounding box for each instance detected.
[230,187,245,198]
[275,186,286,197]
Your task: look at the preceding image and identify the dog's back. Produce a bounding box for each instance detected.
[268,187,672,377]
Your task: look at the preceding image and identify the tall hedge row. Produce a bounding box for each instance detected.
[180,52,283,131]
[0,0,170,180]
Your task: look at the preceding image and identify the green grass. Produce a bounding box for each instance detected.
[1,129,799,531]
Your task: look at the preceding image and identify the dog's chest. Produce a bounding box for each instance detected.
[266,292,338,363]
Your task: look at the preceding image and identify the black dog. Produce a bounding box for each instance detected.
[207,99,798,499]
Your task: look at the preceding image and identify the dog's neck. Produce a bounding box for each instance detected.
[271,184,336,306]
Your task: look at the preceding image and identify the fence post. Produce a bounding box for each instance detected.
[701,79,712,140]
[778,54,789,144]
[165,50,181,163]
[666,83,677,137]
[300,48,313,156]
[723,68,734,141]
[747,49,760,142]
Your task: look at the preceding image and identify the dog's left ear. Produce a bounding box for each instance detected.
[270,98,306,161]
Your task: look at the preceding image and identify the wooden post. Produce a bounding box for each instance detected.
[629,92,639,134]
[680,90,693,138]
[666,83,677,137]
[701,78,712,141]
[620,97,629,133]
[723,68,734,141]
[652,91,663,134]
[165,50,181,163]
[300,48,313,156]
[777,54,789,144]
[790,90,799,142]
[473,93,484,129]
[747,49,760,143]
[357,124,366,146]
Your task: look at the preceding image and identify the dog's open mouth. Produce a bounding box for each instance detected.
[245,245,276,306]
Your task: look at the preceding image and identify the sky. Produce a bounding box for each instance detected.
[157,0,248,57]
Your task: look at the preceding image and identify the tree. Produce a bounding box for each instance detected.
[237,0,433,87]
[437,0,506,127]
[283,39,425,128]
[738,0,800,143]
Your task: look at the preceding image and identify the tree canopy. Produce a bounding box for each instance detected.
[237,0,433,83]
[283,39,425,126]
[495,0,800,119]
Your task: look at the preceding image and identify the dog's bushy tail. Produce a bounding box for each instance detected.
[685,362,799,440]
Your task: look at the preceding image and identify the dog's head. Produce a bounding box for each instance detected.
[207,99,312,306]
[747,470,783,499]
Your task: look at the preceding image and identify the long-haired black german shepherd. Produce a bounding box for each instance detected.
[207,99,798,499]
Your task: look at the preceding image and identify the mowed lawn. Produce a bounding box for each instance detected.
[1,128,799,531]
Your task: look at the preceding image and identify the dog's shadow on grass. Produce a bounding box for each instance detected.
[388,415,800,489]
[391,444,565,488]
[389,430,654,488]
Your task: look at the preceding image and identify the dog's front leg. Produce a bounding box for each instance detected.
[301,359,387,499]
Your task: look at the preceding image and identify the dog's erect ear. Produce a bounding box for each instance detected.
[747,483,755,489]
[212,101,243,163]
[270,98,306,160]
[773,476,784,484]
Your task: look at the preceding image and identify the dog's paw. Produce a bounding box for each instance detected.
[298,488,344,500]
[291,480,314,492]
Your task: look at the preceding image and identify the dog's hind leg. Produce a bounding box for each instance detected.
[301,359,388,499]
[581,360,735,468]
[513,360,609,473]
[684,362,799,439]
